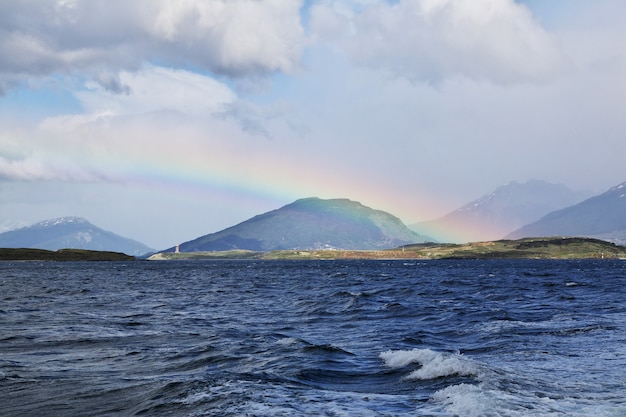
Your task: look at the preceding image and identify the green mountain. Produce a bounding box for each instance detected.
[174,197,429,252]
[0,217,154,256]
[506,181,626,244]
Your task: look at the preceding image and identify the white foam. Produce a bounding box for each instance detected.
[429,382,626,417]
[181,380,408,416]
[380,348,480,380]
[431,383,499,417]
[430,382,551,417]
[275,337,300,346]
[179,372,626,417]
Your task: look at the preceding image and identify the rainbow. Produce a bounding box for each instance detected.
[42,129,489,243]
[127,160,498,244]
[106,149,497,243]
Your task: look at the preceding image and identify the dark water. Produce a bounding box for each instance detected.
[1,259,625,416]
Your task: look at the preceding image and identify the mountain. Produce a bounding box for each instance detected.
[506,181,626,245]
[0,217,154,256]
[410,180,588,243]
[173,197,429,252]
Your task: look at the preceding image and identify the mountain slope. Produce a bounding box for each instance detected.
[0,217,154,256]
[175,197,429,252]
[410,180,587,243]
[506,181,626,244]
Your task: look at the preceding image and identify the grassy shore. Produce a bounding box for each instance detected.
[149,237,626,261]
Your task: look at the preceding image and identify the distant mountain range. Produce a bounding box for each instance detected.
[506,181,626,245]
[410,180,589,243]
[0,217,154,256]
[172,197,429,252]
[2,180,625,256]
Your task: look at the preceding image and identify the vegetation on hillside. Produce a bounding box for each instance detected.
[178,197,428,252]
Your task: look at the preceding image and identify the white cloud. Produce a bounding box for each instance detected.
[0,64,278,185]
[148,0,304,75]
[310,0,567,84]
[0,0,566,90]
[1,0,626,248]
[0,0,305,92]
[75,66,237,116]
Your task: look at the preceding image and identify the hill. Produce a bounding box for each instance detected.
[0,217,154,256]
[506,181,626,244]
[397,237,625,259]
[410,180,587,243]
[171,197,429,252]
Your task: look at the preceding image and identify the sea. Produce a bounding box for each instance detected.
[1,259,624,417]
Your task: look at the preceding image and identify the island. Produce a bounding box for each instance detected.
[0,248,136,261]
[148,237,626,260]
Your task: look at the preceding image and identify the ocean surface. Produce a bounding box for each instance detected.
[1,259,625,416]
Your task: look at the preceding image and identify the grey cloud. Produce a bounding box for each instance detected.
[0,0,305,90]
[95,73,131,95]
[217,101,272,138]
[310,0,568,84]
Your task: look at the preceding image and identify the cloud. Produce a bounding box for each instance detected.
[75,66,237,116]
[0,61,322,193]
[0,0,566,91]
[0,63,286,187]
[94,73,131,95]
[1,1,625,249]
[310,0,567,84]
[148,0,305,75]
[0,0,305,92]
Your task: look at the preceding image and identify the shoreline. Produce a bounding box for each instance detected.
[147,237,626,261]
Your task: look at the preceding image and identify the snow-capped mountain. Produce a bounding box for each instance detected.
[0,217,153,256]
[506,181,626,245]
[410,180,589,243]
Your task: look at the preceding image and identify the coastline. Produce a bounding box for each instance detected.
[147,237,626,261]
[0,248,136,261]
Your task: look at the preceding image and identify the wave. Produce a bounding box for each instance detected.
[179,378,414,417]
[429,380,626,417]
[380,348,481,380]
[381,348,626,417]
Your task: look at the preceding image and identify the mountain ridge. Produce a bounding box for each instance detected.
[0,216,154,256]
[410,180,588,243]
[172,197,429,252]
[506,181,626,244]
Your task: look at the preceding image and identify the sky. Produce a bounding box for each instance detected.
[1,0,625,249]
